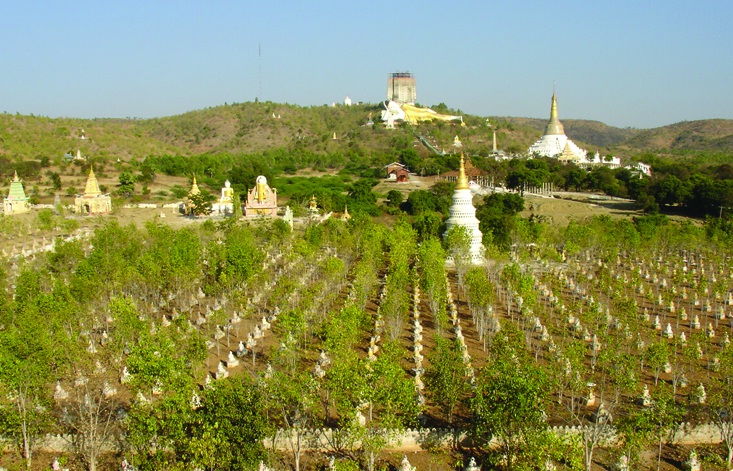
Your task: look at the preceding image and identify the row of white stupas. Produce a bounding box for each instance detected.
[528,91,622,169]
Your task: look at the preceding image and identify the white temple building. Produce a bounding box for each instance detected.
[528,92,587,161]
[528,91,622,169]
[444,155,484,264]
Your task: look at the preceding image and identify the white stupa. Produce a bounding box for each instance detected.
[528,90,587,161]
[444,155,484,264]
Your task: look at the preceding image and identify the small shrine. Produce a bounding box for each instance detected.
[212,180,235,215]
[3,171,31,215]
[181,176,201,216]
[75,167,111,215]
[308,195,319,217]
[283,206,294,230]
[244,176,277,217]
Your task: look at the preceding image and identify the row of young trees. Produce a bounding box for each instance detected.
[3,201,733,470]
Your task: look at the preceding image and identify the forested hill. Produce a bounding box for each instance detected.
[619,119,733,152]
[1,103,733,162]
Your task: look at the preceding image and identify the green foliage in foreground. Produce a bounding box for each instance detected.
[125,377,269,471]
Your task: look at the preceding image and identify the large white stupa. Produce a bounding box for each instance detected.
[444,155,484,264]
[528,91,587,161]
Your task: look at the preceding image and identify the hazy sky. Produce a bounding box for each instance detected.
[2,1,732,128]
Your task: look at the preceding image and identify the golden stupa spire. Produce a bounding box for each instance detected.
[456,153,470,190]
[189,175,201,195]
[13,170,19,182]
[544,84,565,136]
[84,166,101,196]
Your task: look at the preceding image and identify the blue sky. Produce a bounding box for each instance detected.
[2,1,732,128]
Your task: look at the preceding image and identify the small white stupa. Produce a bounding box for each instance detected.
[444,154,484,264]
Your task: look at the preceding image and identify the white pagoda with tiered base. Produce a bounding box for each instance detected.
[444,155,484,264]
[528,91,587,161]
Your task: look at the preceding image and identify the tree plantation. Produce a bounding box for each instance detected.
[0,206,732,471]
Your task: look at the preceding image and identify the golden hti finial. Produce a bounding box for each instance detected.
[13,170,19,182]
[456,153,469,190]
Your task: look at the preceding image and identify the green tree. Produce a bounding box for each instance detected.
[444,224,475,292]
[0,305,59,469]
[412,211,443,242]
[464,267,495,350]
[118,171,136,197]
[51,172,62,191]
[644,342,669,386]
[385,189,403,208]
[470,358,550,471]
[187,191,214,217]
[708,346,733,467]
[425,337,468,424]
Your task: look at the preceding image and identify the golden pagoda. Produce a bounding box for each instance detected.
[182,175,202,216]
[75,166,111,215]
[189,175,201,196]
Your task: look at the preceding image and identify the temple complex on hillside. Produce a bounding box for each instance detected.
[244,176,277,217]
[3,171,31,215]
[75,167,111,215]
[444,155,484,264]
[528,90,622,169]
[528,91,587,160]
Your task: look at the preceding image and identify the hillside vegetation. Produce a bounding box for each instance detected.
[3,103,733,167]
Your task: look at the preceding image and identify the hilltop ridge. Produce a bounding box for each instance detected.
[2,103,733,165]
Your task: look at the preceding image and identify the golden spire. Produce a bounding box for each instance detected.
[13,170,19,182]
[550,93,558,120]
[189,175,200,196]
[544,88,565,136]
[84,166,101,196]
[456,153,469,190]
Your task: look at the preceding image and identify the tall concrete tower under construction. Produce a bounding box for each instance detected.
[387,72,417,104]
